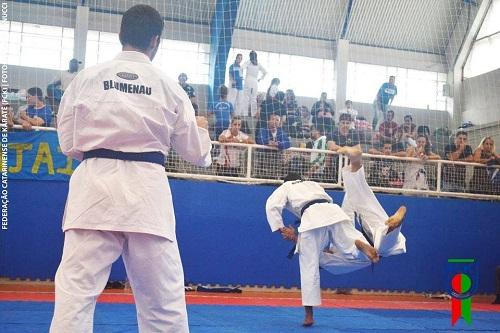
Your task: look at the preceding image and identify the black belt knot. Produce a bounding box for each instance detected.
[300,199,330,216]
[82,149,165,166]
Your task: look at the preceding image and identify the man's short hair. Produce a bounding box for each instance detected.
[219,85,228,98]
[339,113,352,122]
[456,130,468,137]
[27,87,43,101]
[119,5,164,50]
[404,114,412,121]
[283,172,302,182]
[387,109,395,116]
[267,113,280,120]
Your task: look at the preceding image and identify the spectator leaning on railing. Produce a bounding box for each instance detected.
[19,87,53,129]
[442,131,473,192]
[469,136,500,195]
[403,134,440,191]
[216,116,254,177]
[306,126,328,180]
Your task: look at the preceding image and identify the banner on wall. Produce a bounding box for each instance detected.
[5,131,79,181]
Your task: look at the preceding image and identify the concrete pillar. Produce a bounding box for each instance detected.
[335,39,349,116]
[74,6,89,68]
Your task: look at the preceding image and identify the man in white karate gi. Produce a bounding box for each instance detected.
[50,5,211,333]
[266,146,406,327]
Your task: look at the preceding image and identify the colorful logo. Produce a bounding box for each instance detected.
[446,259,478,326]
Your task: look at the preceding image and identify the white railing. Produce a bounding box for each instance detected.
[10,125,500,200]
[12,124,57,131]
[166,142,500,201]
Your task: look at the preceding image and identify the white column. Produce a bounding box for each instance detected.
[452,0,492,129]
[74,5,89,68]
[335,39,349,117]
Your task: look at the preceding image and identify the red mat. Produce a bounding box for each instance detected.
[1,291,498,312]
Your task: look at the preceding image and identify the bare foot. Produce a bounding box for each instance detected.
[337,146,362,158]
[337,146,363,171]
[303,306,314,327]
[355,239,379,263]
[386,206,407,234]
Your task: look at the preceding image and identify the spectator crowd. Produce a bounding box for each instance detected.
[3,52,499,195]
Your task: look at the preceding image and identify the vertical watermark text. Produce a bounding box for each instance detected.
[1,55,9,230]
[1,2,7,22]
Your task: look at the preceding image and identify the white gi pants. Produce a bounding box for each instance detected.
[319,166,406,276]
[50,229,188,333]
[228,87,246,117]
[244,78,259,117]
[298,222,366,306]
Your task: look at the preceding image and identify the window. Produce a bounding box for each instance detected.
[154,39,210,84]
[464,0,500,78]
[85,32,210,84]
[0,21,74,70]
[227,48,335,98]
[85,31,122,66]
[347,62,447,111]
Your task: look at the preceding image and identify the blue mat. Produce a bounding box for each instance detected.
[1,301,498,332]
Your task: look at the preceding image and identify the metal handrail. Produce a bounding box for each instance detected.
[8,127,499,200]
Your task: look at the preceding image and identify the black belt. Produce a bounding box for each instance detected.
[83,149,165,166]
[287,199,331,259]
[300,199,330,216]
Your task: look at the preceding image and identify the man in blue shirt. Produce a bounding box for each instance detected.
[210,85,234,139]
[373,76,397,130]
[256,113,291,150]
[20,87,53,128]
[227,53,245,117]
[255,113,291,179]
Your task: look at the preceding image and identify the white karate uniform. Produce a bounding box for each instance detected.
[319,166,406,275]
[242,61,266,116]
[266,180,367,306]
[266,166,406,307]
[51,51,212,333]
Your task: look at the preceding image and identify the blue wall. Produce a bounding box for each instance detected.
[1,179,499,293]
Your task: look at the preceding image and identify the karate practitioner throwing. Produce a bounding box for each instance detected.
[50,5,211,333]
[266,146,406,327]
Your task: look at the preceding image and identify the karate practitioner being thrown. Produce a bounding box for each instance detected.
[265,146,406,327]
[50,5,211,333]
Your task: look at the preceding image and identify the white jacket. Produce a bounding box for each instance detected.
[57,51,212,240]
[265,180,350,233]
